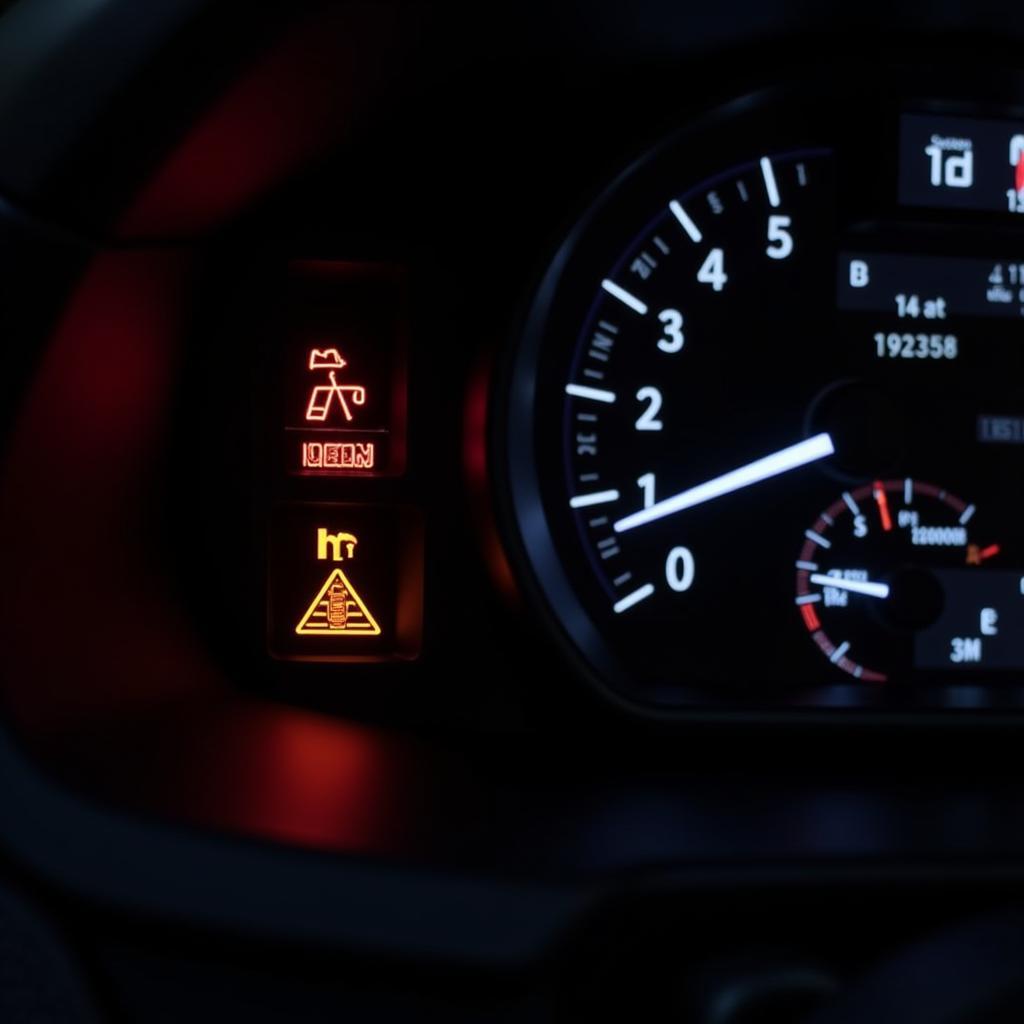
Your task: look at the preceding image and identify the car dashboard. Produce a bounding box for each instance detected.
[1,3,1024,1022]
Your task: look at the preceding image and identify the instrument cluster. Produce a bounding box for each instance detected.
[499,71,1024,715]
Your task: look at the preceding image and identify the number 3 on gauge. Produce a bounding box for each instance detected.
[666,546,695,592]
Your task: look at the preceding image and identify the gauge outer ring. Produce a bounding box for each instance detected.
[492,71,1024,725]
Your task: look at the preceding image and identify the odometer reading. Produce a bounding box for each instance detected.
[873,333,959,360]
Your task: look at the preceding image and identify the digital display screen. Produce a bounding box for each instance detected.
[899,112,1024,215]
[916,569,1024,670]
[837,252,1024,320]
[283,262,408,476]
[978,415,1024,445]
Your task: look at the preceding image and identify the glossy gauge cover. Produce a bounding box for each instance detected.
[500,70,1024,716]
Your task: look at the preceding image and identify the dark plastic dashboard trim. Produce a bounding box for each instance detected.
[0,723,592,964]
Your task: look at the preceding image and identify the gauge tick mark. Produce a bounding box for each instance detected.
[565,384,616,404]
[668,200,703,243]
[569,489,620,509]
[601,279,648,315]
[613,584,655,614]
[760,156,781,207]
[830,641,851,664]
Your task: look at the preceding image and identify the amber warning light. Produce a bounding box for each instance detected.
[295,528,381,636]
[283,262,408,477]
[269,504,423,662]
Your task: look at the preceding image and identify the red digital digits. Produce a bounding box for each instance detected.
[302,442,375,470]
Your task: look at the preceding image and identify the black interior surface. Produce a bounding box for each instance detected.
[1,3,1023,1022]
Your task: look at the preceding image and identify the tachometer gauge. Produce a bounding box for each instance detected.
[500,74,1024,714]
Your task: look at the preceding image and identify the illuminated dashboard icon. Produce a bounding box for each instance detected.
[301,441,375,471]
[296,569,381,636]
[308,348,346,370]
[282,262,408,477]
[303,348,367,423]
[268,504,422,662]
[295,528,381,636]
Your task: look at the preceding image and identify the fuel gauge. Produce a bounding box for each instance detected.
[794,479,1006,682]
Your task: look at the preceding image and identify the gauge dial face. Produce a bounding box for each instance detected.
[504,79,1024,711]
[795,480,999,682]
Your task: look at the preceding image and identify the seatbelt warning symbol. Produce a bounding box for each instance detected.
[294,527,381,636]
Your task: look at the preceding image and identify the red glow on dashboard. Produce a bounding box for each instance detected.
[116,13,359,239]
[0,252,432,854]
[464,353,521,607]
[0,250,219,735]
[69,701,430,856]
[1016,152,1024,194]
[220,708,412,850]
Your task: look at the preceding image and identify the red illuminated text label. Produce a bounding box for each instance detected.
[302,441,375,470]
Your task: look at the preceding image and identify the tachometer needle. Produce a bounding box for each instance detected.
[809,573,890,599]
[614,433,835,533]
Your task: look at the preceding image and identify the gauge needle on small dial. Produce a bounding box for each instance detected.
[808,573,890,599]
[614,433,835,533]
[873,479,893,531]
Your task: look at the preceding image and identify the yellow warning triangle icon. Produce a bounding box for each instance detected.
[295,567,381,636]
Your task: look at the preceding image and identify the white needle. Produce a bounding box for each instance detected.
[809,574,890,599]
[614,433,835,533]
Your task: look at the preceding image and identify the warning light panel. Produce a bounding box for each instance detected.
[283,263,408,477]
[268,504,422,662]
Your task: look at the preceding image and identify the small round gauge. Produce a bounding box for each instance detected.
[795,480,999,682]
[501,73,1024,713]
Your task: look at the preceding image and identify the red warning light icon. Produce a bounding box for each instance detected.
[301,441,375,470]
[294,527,381,636]
[304,347,367,423]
